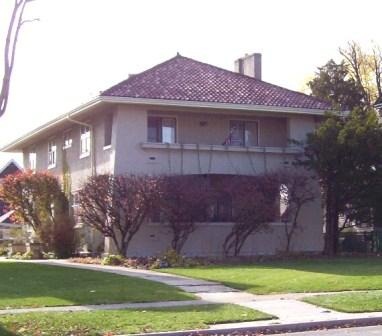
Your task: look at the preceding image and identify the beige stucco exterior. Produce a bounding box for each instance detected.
[19,102,324,256]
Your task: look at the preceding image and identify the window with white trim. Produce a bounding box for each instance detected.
[80,126,91,157]
[29,151,36,171]
[279,183,289,221]
[63,131,72,149]
[227,120,259,146]
[148,116,176,143]
[48,141,57,168]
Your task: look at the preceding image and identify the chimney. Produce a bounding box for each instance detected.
[234,53,262,80]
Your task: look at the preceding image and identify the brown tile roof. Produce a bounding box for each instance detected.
[101,54,331,110]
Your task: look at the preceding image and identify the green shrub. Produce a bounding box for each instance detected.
[102,254,124,266]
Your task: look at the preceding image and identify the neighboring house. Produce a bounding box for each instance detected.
[1,53,331,256]
[0,160,22,242]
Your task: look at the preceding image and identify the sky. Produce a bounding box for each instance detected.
[1,0,382,168]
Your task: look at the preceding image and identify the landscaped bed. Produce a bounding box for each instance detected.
[0,262,194,309]
[160,257,382,294]
[0,304,273,336]
[303,290,382,313]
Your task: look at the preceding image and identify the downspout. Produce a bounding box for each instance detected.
[66,115,96,176]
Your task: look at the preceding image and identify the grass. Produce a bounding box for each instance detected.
[0,262,194,309]
[0,304,273,336]
[160,257,382,294]
[303,290,382,313]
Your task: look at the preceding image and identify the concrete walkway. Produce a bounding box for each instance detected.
[4,259,382,334]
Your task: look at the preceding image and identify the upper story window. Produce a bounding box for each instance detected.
[29,151,36,171]
[104,114,113,147]
[48,141,57,168]
[148,116,176,143]
[63,131,72,149]
[80,126,91,158]
[224,120,259,146]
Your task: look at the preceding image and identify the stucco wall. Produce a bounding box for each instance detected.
[24,112,114,191]
[112,105,323,256]
[23,103,324,257]
[113,106,292,176]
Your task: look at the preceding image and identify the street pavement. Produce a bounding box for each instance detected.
[277,325,382,335]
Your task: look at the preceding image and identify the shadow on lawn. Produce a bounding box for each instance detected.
[206,256,382,276]
[0,325,16,336]
[0,262,191,309]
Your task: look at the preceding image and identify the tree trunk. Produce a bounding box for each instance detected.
[324,186,339,256]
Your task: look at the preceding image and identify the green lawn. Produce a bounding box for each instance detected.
[304,291,382,313]
[0,304,273,336]
[0,262,194,309]
[160,258,382,294]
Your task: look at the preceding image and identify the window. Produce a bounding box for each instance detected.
[63,131,72,149]
[227,120,259,146]
[279,184,289,221]
[148,116,176,143]
[206,194,233,222]
[104,114,113,147]
[80,125,91,157]
[71,192,81,224]
[29,151,36,171]
[48,141,57,168]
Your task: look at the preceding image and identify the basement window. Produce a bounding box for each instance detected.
[148,116,176,143]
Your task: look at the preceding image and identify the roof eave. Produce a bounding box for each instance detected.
[101,95,332,115]
[1,97,103,152]
[1,96,332,152]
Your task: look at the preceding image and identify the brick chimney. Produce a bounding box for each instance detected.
[234,53,262,80]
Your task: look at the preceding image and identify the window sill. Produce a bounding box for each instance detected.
[103,145,112,150]
[47,164,56,170]
[80,152,90,159]
[62,145,72,150]
[141,142,301,154]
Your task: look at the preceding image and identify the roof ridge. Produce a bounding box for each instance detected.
[101,54,181,96]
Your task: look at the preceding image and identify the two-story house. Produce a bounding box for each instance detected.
[1,53,331,256]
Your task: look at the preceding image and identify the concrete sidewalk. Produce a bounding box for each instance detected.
[8,259,382,335]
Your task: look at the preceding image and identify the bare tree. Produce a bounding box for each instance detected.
[1,0,35,118]
[278,170,316,253]
[159,175,212,253]
[339,41,382,107]
[78,174,160,256]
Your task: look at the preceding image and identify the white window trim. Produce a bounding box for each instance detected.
[147,113,178,144]
[229,119,260,147]
[63,130,73,150]
[80,151,90,159]
[103,144,112,150]
[80,126,91,158]
[47,140,57,169]
[29,151,36,172]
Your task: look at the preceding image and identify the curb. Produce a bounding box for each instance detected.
[128,316,382,336]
